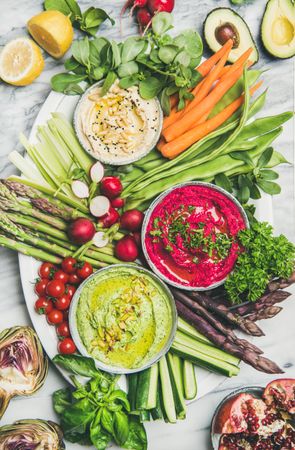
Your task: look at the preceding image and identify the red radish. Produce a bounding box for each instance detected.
[100,177,123,199]
[71,180,89,199]
[121,0,147,17]
[111,197,125,209]
[89,195,110,217]
[100,206,120,228]
[115,235,139,262]
[120,209,144,232]
[68,218,96,244]
[90,161,104,183]
[132,231,142,248]
[93,231,109,248]
[137,7,152,33]
[147,0,175,14]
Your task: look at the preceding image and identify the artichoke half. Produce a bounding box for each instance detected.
[0,419,65,449]
[0,326,48,419]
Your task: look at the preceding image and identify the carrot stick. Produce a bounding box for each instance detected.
[160,81,263,159]
[157,137,166,151]
[196,40,233,77]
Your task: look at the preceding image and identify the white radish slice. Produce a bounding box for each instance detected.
[71,180,89,198]
[90,161,104,183]
[89,195,110,217]
[93,231,109,248]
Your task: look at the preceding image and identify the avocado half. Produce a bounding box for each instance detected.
[261,0,295,59]
[203,8,259,64]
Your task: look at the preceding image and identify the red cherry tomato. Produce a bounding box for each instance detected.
[38,262,56,279]
[56,321,70,338]
[61,257,77,274]
[65,284,76,299]
[58,338,76,354]
[68,273,81,285]
[53,270,69,284]
[76,262,93,280]
[47,309,63,325]
[35,297,53,315]
[35,279,49,296]
[54,294,71,311]
[46,280,65,298]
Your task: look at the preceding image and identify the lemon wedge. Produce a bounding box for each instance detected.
[27,10,74,59]
[0,38,44,86]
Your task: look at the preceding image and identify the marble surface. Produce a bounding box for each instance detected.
[0,0,294,449]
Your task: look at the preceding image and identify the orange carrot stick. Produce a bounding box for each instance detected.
[160,81,263,159]
[196,40,233,77]
[157,137,166,151]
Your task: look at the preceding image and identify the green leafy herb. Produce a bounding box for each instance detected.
[52,354,147,450]
[225,221,295,304]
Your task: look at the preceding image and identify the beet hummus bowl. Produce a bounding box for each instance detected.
[142,182,249,291]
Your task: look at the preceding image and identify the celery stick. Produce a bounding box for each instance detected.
[8,151,49,187]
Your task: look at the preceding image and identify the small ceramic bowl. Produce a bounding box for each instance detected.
[69,264,177,375]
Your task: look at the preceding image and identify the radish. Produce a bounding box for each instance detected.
[68,218,96,245]
[120,209,144,232]
[89,196,110,218]
[90,161,104,183]
[100,176,123,199]
[111,197,125,209]
[147,0,175,14]
[137,8,152,33]
[100,207,120,228]
[121,0,147,17]
[93,231,109,248]
[132,231,142,248]
[71,180,89,199]
[115,235,139,262]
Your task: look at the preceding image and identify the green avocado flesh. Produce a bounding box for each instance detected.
[76,266,173,370]
[203,7,259,64]
[261,0,295,59]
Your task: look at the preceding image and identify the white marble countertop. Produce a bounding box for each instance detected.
[0,1,294,449]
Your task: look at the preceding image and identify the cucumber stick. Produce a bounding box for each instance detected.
[159,356,177,423]
[167,353,186,419]
[127,373,138,412]
[177,317,211,345]
[183,360,197,400]
[150,390,163,421]
[172,354,184,398]
[136,363,158,410]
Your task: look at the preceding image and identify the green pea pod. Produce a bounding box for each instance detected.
[234,112,293,142]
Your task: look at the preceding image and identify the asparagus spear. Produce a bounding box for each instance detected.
[175,299,283,374]
[246,306,283,322]
[267,271,295,292]
[173,289,263,355]
[188,291,264,337]
[0,234,62,264]
[7,212,68,240]
[233,290,292,316]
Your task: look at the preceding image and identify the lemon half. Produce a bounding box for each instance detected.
[27,10,74,59]
[0,37,44,86]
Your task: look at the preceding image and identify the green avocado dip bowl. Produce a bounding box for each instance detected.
[69,264,177,374]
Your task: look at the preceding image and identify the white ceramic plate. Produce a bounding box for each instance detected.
[18,90,273,398]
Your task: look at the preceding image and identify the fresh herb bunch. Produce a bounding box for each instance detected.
[52,354,147,450]
[51,12,203,114]
[44,0,114,36]
[225,221,295,304]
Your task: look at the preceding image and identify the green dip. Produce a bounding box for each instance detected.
[76,266,174,370]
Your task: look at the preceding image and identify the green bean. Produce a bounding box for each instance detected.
[137,159,164,171]
[234,112,293,142]
[121,167,145,184]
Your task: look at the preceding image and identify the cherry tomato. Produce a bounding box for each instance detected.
[38,262,56,279]
[35,297,53,315]
[46,280,65,298]
[56,321,70,338]
[35,279,49,296]
[58,338,76,354]
[68,273,81,285]
[61,257,77,274]
[47,309,63,325]
[65,284,76,299]
[53,270,69,284]
[76,262,93,280]
[54,294,71,311]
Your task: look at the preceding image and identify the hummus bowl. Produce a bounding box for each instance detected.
[73,80,163,166]
[69,264,177,374]
[142,182,249,291]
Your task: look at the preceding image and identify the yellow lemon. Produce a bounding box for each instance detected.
[0,37,44,86]
[27,10,74,59]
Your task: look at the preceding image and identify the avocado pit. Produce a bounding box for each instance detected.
[215,22,240,48]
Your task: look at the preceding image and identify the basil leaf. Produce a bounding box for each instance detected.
[119,75,140,89]
[152,11,173,35]
[117,61,139,78]
[53,388,72,415]
[81,7,114,36]
[108,389,130,412]
[215,173,233,193]
[122,417,147,450]
[110,40,121,68]
[121,37,146,63]
[158,45,178,64]
[64,56,80,71]
[62,398,97,435]
[139,77,163,99]
[113,411,129,446]
[51,73,86,92]
[257,147,274,169]
[230,151,254,167]
[53,354,99,377]
[90,422,111,450]
[257,180,281,195]
[44,0,72,17]
[250,183,261,200]
[101,407,114,434]
[65,0,82,19]
[64,83,85,95]
[101,71,117,95]
[72,38,90,67]
[259,169,279,180]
